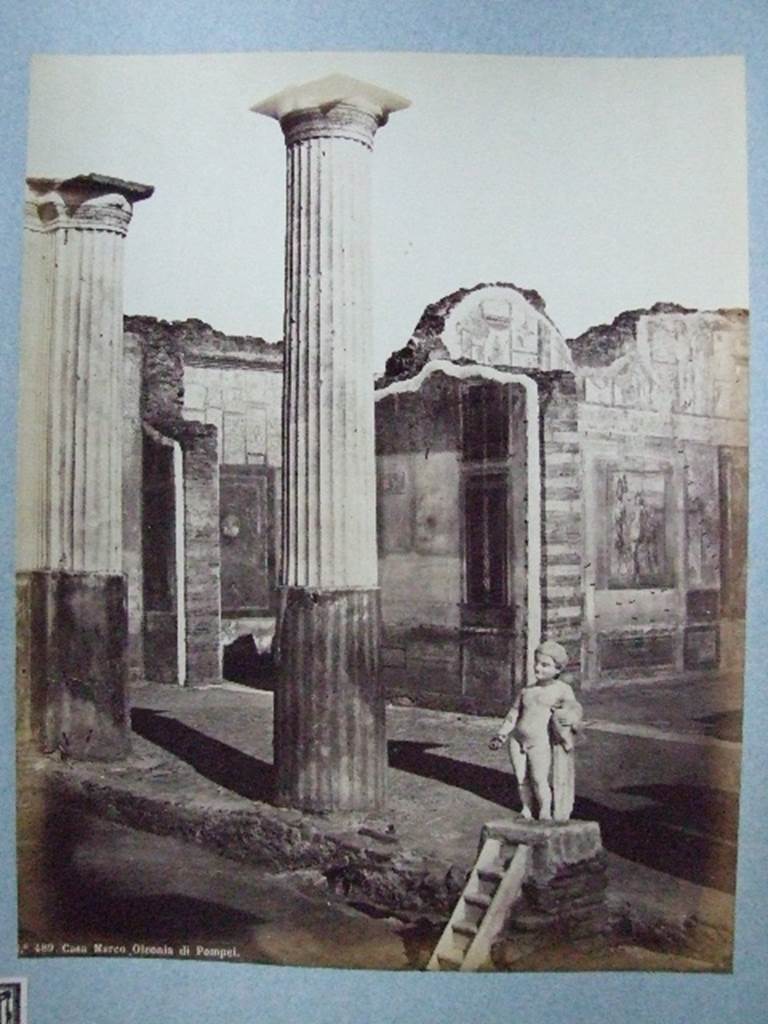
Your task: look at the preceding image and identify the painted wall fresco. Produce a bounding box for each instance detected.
[183,365,282,467]
[607,470,671,590]
[440,285,573,371]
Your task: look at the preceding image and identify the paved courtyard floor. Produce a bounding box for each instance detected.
[18,669,743,970]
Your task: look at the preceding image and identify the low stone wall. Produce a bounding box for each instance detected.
[37,757,732,967]
[42,758,463,919]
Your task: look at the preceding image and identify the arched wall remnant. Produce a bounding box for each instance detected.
[440,284,573,371]
[383,281,572,385]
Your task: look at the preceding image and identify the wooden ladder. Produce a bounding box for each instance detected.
[427,837,529,971]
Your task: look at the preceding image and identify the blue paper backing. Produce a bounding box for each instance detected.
[1,2,766,1021]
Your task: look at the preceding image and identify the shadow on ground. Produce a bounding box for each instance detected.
[127,713,736,895]
[58,885,266,944]
[388,740,737,894]
[18,790,269,951]
[131,708,275,803]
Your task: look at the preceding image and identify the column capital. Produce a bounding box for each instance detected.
[252,72,410,149]
[25,173,154,235]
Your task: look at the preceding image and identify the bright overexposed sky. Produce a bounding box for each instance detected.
[26,51,748,371]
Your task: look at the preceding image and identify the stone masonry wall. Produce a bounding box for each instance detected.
[539,371,584,675]
[181,422,222,685]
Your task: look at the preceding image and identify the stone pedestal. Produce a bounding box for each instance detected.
[254,75,409,810]
[481,818,609,954]
[17,174,152,759]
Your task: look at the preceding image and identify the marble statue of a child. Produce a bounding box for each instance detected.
[489,640,583,822]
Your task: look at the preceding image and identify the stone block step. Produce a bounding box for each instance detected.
[437,954,462,971]
[464,893,492,909]
[453,922,478,938]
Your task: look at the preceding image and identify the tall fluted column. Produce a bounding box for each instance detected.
[253,75,409,810]
[16,174,153,760]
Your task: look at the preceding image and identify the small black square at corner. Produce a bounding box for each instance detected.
[0,980,25,1024]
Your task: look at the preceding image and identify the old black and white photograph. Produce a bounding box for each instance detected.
[0,980,26,1024]
[15,51,748,973]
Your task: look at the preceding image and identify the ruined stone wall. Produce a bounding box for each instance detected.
[382,281,571,385]
[179,326,283,640]
[572,307,748,686]
[125,316,285,683]
[374,283,586,712]
[183,365,282,467]
[124,317,223,686]
[179,322,283,469]
[124,291,748,700]
[438,284,572,371]
[375,284,750,700]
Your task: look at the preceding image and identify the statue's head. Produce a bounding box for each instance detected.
[535,639,569,674]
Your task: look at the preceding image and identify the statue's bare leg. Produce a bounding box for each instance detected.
[508,739,533,819]
[527,743,553,820]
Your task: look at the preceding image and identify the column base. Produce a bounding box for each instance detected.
[16,571,130,761]
[275,587,385,812]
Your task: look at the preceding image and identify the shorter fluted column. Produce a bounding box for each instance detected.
[254,75,409,810]
[17,174,153,760]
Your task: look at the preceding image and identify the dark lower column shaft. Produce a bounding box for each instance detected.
[16,571,130,761]
[275,587,384,812]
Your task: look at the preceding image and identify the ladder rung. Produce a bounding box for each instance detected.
[477,868,503,883]
[429,837,530,973]
[437,954,462,970]
[453,922,478,938]
[464,893,491,908]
